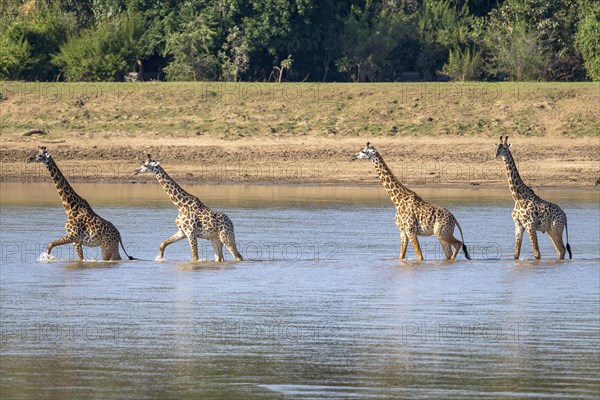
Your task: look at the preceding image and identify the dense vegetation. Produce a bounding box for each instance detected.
[1,0,599,82]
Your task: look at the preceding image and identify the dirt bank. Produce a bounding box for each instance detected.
[1,135,598,188]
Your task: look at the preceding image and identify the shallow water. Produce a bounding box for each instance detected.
[1,183,599,399]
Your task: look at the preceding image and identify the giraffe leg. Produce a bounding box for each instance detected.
[399,231,408,260]
[438,235,462,261]
[224,242,243,261]
[450,238,463,261]
[74,243,84,261]
[47,235,75,256]
[548,228,566,260]
[514,224,525,260]
[212,239,224,262]
[439,240,452,261]
[407,233,424,262]
[525,227,541,259]
[159,230,186,259]
[220,230,243,262]
[101,242,121,261]
[188,236,199,262]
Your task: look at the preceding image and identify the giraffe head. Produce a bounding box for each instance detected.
[351,142,378,161]
[495,135,512,160]
[133,154,161,175]
[26,146,51,164]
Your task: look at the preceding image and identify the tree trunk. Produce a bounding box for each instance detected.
[322,53,330,82]
[135,57,144,81]
[274,65,283,83]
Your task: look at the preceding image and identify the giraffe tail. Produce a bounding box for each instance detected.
[565,222,572,259]
[119,239,137,261]
[456,220,472,260]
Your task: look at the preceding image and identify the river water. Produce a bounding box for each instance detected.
[1,183,599,399]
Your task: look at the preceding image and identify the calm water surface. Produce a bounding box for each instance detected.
[1,183,599,399]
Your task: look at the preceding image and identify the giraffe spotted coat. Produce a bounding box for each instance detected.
[495,136,571,260]
[134,155,243,262]
[27,147,133,261]
[353,143,471,262]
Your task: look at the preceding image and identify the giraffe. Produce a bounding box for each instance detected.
[26,147,134,261]
[134,154,243,262]
[495,136,572,260]
[352,143,471,262]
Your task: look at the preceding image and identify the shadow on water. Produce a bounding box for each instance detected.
[174,260,239,271]
[63,260,121,269]
[511,258,584,271]
[42,256,147,269]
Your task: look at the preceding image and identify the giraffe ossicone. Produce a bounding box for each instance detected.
[495,136,572,260]
[27,146,135,261]
[134,154,243,262]
[352,142,471,262]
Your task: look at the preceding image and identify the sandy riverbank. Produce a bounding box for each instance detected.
[1,136,598,188]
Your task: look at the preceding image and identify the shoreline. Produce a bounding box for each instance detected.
[1,136,598,189]
[1,178,599,192]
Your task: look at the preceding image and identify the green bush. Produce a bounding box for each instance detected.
[441,47,481,81]
[0,32,30,79]
[163,16,219,81]
[0,0,596,82]
[53,14,144,81]
[575,13,600,81]
[0,2,75,80]
[484,21,550,81]
[416,0,474,79]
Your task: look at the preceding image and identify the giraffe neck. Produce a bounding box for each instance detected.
[371,153,415,208]
[44,157,86,212]
[153,166,204,210]
[502,151,536,201]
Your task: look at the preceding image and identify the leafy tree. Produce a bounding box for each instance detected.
[575,11,600,81]
[484,20,550,81]
[484,0,586,80]
[53,13,145,81]
[1,0,76,81]
[417,0,474,80]
[455,0,504,17]
[0,0,596,82]
[272,54,293,82]
[299,0,350,81]
[163,15,219,81]
[384,16,417,81]
[337,3,399,82]
[57,0,95,29]
[0,32,30,79]
[220,26,250,82]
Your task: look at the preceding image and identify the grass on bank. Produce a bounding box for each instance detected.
[0,82,598,139]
